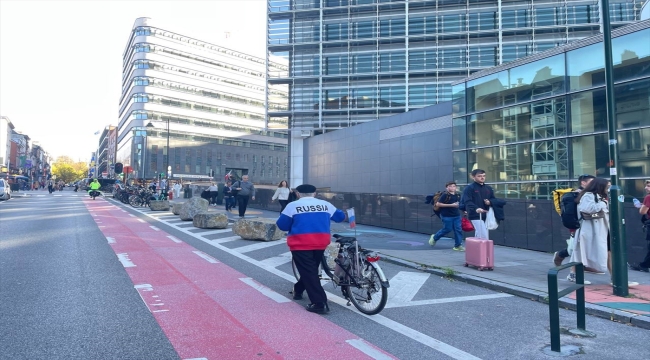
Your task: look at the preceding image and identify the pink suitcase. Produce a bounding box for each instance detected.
[464,237,494,271]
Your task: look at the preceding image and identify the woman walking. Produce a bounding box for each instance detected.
[272,180,291,212]
[567,177,609,283]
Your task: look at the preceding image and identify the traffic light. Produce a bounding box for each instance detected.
[114,163,123,174]
[158,173,163,180]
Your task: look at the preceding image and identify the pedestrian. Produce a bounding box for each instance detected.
[272,180,291,212]
[47,179,54,194]
[233,175,255,218]
[173,181,182,199]
[223,180,235,211]
[429,181,464,251]
[208,182,219,206]
[149,180,158,192]
[567,177,610,283]
[276,184,346,314]
[553,175,595,266]
[460,169,495,239]
[630,180,650,273]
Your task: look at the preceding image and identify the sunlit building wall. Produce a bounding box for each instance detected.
[267,0,643,184]
[118,18,289,183]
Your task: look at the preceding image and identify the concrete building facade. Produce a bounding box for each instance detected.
[118,18,289,184]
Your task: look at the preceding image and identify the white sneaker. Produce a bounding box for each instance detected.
[567,273,591,285]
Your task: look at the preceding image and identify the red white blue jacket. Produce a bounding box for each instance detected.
[276,197,346,251]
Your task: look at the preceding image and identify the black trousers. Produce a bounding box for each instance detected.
[209,191,219,205]
[237,195,249,217]
[641,230,650,268]
[279,200,289,212]
[291,250,327,304]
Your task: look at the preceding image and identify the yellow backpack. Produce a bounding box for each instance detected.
[551,188,574,216]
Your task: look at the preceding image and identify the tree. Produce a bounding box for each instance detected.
[52,157,88,183]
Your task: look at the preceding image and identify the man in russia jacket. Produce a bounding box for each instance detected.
[276,184,345,314]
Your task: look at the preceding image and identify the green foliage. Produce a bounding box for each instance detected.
[52,156,87,183]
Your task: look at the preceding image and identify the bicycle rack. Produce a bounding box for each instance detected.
[546,262,595,354]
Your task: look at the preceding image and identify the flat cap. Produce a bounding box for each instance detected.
[295,184,316,193]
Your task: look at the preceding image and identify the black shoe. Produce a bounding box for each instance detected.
[290,285,303,300]
[306,302,329,314]
[629,263,650,272]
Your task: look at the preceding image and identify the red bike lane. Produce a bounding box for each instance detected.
[85,200,395,359]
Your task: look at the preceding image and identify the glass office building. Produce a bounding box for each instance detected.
[451,19,650,198]
[118,18,289,183]
[267,0,642,133]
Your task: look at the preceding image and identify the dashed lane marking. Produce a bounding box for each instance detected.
[117,253,136,268]
[192,250,219,263]
[346,339,394,360]
[239,277,290,303]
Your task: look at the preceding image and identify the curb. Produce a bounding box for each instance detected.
[380,254,650,330]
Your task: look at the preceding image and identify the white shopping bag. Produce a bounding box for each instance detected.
[486,207,498,230]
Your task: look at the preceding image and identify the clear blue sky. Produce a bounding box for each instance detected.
[0,0,267,162]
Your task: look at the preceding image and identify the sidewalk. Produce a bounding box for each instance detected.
[172,200,650,329]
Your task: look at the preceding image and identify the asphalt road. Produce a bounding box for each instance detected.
[1,190,648,359]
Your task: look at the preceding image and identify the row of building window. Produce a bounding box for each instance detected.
[130,42,264,80]
[268,4,635,44]
[123,93,265,122]
[454,77,650,150]
[132,26,287,71]
[456,29,650,116]
[129,111,287,139]
[129,76,286,111]
[290,84,452,110]
[126,60,284,98]
[151,148,289,165]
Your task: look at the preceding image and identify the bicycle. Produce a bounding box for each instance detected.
[291,234,389,315]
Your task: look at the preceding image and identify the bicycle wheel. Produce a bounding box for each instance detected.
[129,195,142,207]
[343,260,388,315]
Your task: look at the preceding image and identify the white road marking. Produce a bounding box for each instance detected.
[198,229,232,236]
[192,250,219,263]
[346,339,393,360]
[128,214,135,217]
[167,235,182,244]
[233,239,286,253]
[384,293,513,309]
[209,236,241,244]
[137,219,145,223]
[116,198,487,360]
[259,251,292,267]
[239,277,290,303]
[150,226,160,231]
[106,237,116,244]
[117,253,136,267]
[387,272,430,305]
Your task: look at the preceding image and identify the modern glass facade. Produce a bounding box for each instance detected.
[118,18,289,183]
[452,19,650,198]
[267,0,642,133]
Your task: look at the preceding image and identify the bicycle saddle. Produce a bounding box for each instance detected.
[332,234,356,245]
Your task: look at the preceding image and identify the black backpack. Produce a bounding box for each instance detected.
[560,191,580,229]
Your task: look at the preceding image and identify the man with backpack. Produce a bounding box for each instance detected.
[553,174,595,266]
[429,181,464,251]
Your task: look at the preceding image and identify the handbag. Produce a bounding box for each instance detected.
[580,210,605,220]
[486,207,498,230]
[566,234,576,256]
[461,217,475,232]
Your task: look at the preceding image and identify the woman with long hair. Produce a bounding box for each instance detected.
[567,177,609,283]
[272,180,291,212]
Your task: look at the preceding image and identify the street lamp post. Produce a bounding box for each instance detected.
[600,0,628,296]
[147,118,170,196]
